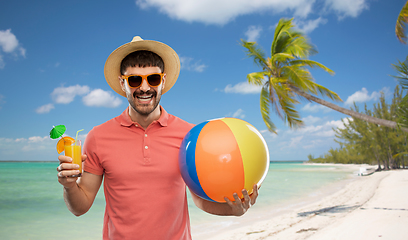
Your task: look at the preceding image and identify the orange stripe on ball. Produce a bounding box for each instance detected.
[195,119,245,202]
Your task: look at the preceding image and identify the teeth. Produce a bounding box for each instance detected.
[137,95,153,102]
[137,95,152,99]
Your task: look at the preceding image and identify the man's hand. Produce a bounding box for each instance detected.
[57,154,86,188]
[224,184,259,216]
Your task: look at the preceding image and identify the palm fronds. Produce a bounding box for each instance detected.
[397,94,408,129]
[260,86,277,133]
[396,1,408,44]
[247,72,267,86]
[391,57,408,129]
[391,57,408,89]
[242,18,337,133]
[241,40,269,71]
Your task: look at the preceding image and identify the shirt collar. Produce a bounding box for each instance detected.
[119,106,168,128]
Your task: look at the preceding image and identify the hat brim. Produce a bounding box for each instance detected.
[104,37,180,97]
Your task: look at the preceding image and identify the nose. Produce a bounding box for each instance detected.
[139,78,151,92]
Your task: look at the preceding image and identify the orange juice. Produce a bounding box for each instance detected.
[64,140,82,177]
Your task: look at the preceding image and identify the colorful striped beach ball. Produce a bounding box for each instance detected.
[178,118,270,202]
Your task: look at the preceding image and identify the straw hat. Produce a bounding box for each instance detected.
[104,36,180,97]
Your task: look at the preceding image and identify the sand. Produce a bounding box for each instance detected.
[199,165,408,240]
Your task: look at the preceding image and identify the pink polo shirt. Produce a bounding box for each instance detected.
[83,106,194,240]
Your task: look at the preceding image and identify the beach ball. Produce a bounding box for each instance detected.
[178,118,270,202]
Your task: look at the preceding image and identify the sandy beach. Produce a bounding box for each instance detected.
[197,165,408,240]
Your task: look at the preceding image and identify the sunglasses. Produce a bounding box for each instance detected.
[122,73,164,88]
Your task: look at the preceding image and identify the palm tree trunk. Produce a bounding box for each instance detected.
[290,86,408,133]
[373,148,382,171]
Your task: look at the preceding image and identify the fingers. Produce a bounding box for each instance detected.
[58,170,80,178]
[241,189,252,208]
[57,167,79,186]
[224,195,245,216]
[251,184,259,205]
[224,196,233,206]
[58,154,86,164]
[57,163,80,177]
[223,189,257,216]
[57,154,85,180]
[57,163,79,170]
[224,193,240,207]
[57,164,80,174]
[58,155,73,164]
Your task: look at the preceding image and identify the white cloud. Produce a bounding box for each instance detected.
[37,85,123,113]
[224,81,262,94]
[302,103,332,113]
[294,17,328,34]
[28,136,49,142]
[35,103,55,114]
[51,85,90,104]
[302,139,323,149]
[0,133,89,160]
[302,115,321,124]
[295,119,348,137]
[289,136,303,147]
[180,56,206,72]
[231,109,245,119]
[258,115,354,160]
[0,136,53,159]
[344,87,390,106]
[315,120,346,137]
[135,0,370,26]
[328,119,350,129]
[245,25,263,42]
[136,0,315,25]
[82,89,123,108]
[324,0,368,19]
[0,29,26,69]
[0,29,19,53]
[271,118,346,150]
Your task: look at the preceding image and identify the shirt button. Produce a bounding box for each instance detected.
[145,134,148,137]
[135,124,138,127]
[145,146,148,149]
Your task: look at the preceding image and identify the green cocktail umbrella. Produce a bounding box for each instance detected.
[50,125,66,139]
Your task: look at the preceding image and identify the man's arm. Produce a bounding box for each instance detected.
[190,185,258,216]
[57,155,103,216]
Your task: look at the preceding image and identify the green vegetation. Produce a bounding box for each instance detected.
[396,1,408,44]
[308,86,407,170]
[395,1,408,131]
[310,1,408,168]
[240,18,339,133]
[241,18,406,134]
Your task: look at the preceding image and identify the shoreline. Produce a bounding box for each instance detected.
[193,164,408,240]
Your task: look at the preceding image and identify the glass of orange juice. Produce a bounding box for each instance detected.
[64,140,82,177]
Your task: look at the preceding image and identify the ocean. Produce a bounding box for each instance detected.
[0,161,357,239]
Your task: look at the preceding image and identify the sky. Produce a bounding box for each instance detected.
[0,0,406,161]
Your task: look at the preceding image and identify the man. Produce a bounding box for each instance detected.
[56,36,258,239]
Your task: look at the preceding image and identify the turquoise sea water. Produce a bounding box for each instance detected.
[0,162,356,239]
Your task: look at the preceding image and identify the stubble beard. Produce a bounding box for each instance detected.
[128,89,162,116]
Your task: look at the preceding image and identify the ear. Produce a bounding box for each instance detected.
[119,76,126,92]
[162,73,166,91]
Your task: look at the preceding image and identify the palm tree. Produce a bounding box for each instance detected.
[241,18,407,133]
[395,1,408,131]
[391,57,408,130]
[396,1,408,44]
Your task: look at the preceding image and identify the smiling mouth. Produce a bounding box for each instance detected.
[137,94,153,103]
[134,89,156,103]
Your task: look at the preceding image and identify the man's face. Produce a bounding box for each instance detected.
[120,66,165,116]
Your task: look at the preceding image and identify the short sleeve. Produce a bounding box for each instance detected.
[83,128,104,175]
